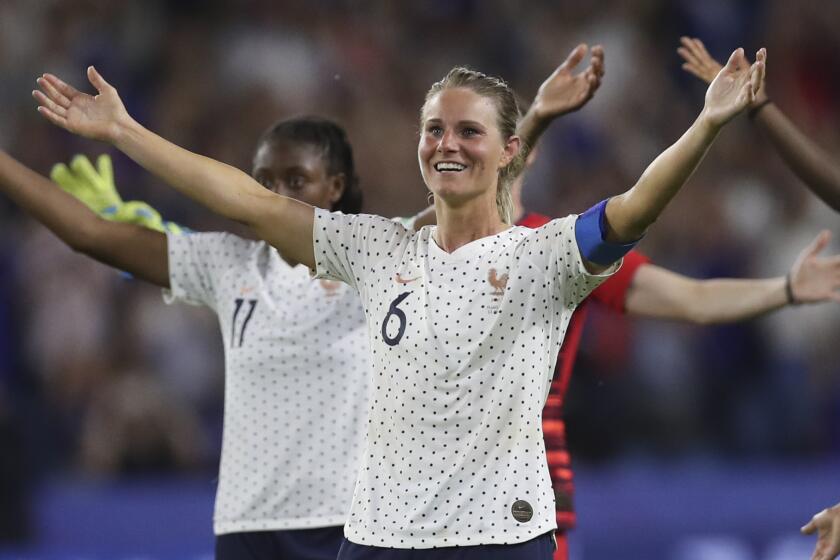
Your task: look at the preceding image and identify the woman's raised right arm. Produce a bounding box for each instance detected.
[0,150,169,287]
[33,66,315,268]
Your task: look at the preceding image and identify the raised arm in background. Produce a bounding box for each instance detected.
[515,43,840,321]
[33,66,315,269]
[0,150,169,286]
[517,43,605,150]
[679,36,840,212]
[802,502,840,560]
[624,230,840,323]
[603,47,765,244]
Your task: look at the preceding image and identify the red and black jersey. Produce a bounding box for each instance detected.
[518,212,650,529]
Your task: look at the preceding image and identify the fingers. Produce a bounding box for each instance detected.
[723,47,746,72]
[87,65,114,95]
[678,36,724,84]
[96,153,114,186]
[560,44,588,72]
[32,89,68,119]
[691,37,714,61]
[42,73,80,100]
[50,162,74,186]
[36,76,71,108]
[681,62,708,82]
[70,154,99,184]
[750,48,766,98]
[590,44,604,68]
[806,230,832,257]
[590,44,605,79]
[34,103,69,129]
[677,43,702,68]
[803,518,817,535]
[677,47,697,69]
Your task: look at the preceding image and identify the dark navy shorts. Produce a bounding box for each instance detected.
[337,532,555,560]
[215,525,345,560]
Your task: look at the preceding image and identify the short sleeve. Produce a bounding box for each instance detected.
[163,231,247,309]
[312,209,410,290]
[589,250,650,313]
[522,215,619,309]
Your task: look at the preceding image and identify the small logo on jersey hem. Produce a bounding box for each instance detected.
[394,273,421,284]
[511,500,533,523]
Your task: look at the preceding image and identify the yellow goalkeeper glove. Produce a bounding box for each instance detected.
[51,154,185,234]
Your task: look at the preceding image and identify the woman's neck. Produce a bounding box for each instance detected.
[433,195,509,253]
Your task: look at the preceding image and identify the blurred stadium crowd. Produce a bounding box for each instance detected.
[0,0,839,546]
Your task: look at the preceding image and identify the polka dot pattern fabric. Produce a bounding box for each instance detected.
[165,231,369,535]
[313,210,615,548]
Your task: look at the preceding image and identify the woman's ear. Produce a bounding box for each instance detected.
[329,173,347,204]
[499,135,522,168]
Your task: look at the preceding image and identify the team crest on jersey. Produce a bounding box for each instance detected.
[239,286,255,296]
[488,268,508,297]
[319,279,341,296]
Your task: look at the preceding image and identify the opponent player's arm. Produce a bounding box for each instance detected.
[517,43,604,150]
[0,150,169,287]
[33,67,315,269]
[624,231,840,323]
[802,502,840,560]
[751,104,840,211]
[679,36,840,212]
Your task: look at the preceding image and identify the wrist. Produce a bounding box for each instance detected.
[111,113,141,148]
[785,272,800,305]
[694,110,723,139]
[748,98,772,120]
[527,104,554,130]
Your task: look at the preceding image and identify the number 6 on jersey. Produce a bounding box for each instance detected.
[381,292,410,346]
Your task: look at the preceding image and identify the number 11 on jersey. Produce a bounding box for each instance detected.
[231,298,258,347]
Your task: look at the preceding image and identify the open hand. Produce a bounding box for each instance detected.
[789,230,840,304]
[802,503,840,560]
[701,47,765,128]
[679,37,768,107]
[678,36,722,84]
[530,44,604,121]
[33,66,130,143]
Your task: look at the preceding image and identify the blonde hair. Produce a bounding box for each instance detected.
[422,67,527,223]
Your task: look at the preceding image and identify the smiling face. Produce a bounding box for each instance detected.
[419,87,518,210]
[251,139,345,211]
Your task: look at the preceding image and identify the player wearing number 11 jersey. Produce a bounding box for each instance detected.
[0,117,379,560]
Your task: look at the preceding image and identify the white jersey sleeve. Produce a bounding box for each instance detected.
[313,208,411,290]
[164,231,253,310]
[520,215,619,309]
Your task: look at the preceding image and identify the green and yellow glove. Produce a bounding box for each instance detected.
[50,154,185,234]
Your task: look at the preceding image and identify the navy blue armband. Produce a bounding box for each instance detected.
[574,199,641,266]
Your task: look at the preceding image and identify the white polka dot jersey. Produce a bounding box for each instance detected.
[165,231,369,535]
[313,209,616,548]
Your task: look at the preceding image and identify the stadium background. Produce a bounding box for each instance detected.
[0,0,839,558]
